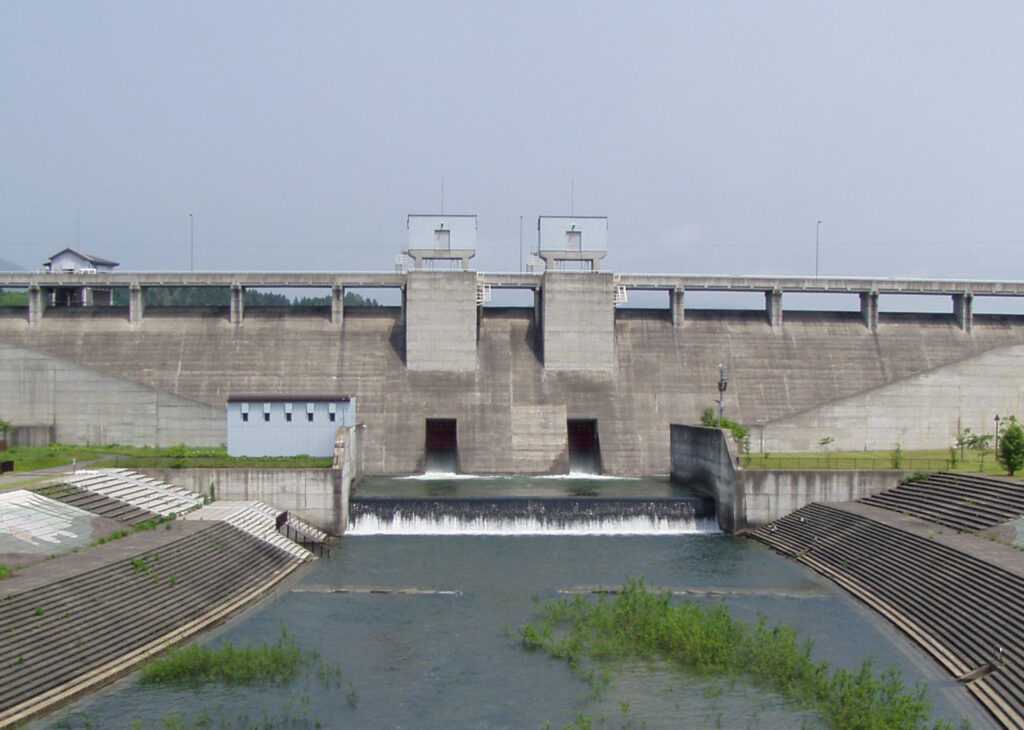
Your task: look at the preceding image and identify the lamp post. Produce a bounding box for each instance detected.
[995,414,1001,454]
[189,213,194,273]
[815,220,821,277]
[716,364,728,426]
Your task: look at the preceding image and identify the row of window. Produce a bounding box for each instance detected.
[240,411,337,423]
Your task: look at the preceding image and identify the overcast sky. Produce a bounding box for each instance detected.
[3,2,1023,285]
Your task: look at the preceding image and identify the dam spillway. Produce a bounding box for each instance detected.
[347,476,718,535]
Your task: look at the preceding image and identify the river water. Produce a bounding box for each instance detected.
[38,477,991,729]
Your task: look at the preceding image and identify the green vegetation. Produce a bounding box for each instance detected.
[109,287,381,308]
[0,443,331,474]
[742,447,1022,475]
[0,289,28,307]
[998,418,1024,476]
[521,577,950,730]
[701,407,750,452]
[93,530,130,545]
[0,564,9,579]
[139,624,342,688]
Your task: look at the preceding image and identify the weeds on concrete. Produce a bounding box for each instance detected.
[521,576,950,730]
[92,530,130,546]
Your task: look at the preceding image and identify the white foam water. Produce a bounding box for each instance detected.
[346,513,720,536]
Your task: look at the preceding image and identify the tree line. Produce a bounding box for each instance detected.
[0,287,380,308]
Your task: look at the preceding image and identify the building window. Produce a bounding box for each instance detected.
[242,412,249,422]
[307,412,314,422]
[329,412,336,422]
[286,412,292,422]
[264,412,270,422]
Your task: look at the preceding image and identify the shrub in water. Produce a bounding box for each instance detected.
[140,624,341,688]
[520,577,949,730]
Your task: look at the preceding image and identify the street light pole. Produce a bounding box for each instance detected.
[189,213,194,273]
[815,220,821,277]
[716,364,728,426]
[995,414,1001,455]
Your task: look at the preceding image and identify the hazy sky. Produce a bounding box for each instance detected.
[3,2,1023,283]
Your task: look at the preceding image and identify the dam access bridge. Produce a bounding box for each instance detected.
[2,269,1024,477]
[5,269,1013,334]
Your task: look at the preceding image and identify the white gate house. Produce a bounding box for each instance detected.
[227,395,356,457]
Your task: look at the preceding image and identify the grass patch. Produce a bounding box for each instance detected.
[521,577,950,730]
[743,448,1016,475]
[0,443,331,471]
[139,624,342,688]
[0,564,9,579]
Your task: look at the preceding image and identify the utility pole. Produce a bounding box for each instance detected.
[815,220,821,277]
[519,215,523,273]
[716,364,728,426]
[190,214,195,272]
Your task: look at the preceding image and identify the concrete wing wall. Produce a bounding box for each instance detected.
[0,343,223,446]
[756,343,1024,452]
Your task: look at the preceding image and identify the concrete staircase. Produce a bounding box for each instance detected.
[60,469,204,517]
[750,503,1024,727]
[860,472,1024,532]
[33,482,161,526]
[183,501,315,561]
[0,521,308,729]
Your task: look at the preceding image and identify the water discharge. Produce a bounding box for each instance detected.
[349,475,716,535]
[36,476,994,730]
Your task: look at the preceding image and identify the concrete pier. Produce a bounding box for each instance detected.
[331,285,344,326]
[860,290,879,333]
[129,283,143,326]
[404,271,477,370]
[954,292,974,333]
[541,272,615,370]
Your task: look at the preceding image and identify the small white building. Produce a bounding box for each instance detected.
[42,248,120,306]
[227,395,356,457]
[536,216,608,271]
[404,214,477,270]
[43,248,119,274]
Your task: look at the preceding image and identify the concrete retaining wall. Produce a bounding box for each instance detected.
[332,425,362,533]
[140,425,362,535]
[669,424,740,532]
[756,344,1024,452]
[0,342,222,447]
[670,424,905,532]
[141,468,335,532]
[739,470,903,527]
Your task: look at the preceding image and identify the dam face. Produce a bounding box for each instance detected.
[2,270,1024,475]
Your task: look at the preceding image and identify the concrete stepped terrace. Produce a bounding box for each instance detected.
[750,502,1024,728]
[0,521,309,729]
[860,473,1024,533]
[32,482,161,527]
[61,469,204,518]
[183,501,317,561]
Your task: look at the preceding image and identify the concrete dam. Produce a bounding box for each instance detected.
[2,269,1024,476]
